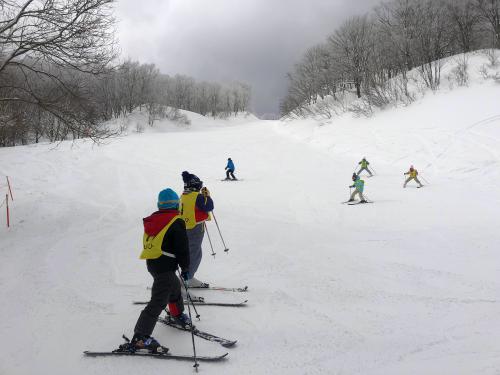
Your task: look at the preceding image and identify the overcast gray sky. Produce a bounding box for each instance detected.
[115,0,380,117]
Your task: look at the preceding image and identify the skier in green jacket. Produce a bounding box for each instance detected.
[357,157,373,177]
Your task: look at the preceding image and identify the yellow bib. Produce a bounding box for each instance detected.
[139,215,181,259]
[180,192,211,230]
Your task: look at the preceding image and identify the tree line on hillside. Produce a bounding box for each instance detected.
[0,0,251,147]
[281,0,500,118]
[96,61,251,126]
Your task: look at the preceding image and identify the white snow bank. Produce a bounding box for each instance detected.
[278,51,500,181]
[106,108,259,135]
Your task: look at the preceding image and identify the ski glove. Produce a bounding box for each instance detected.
[181,271,190,281]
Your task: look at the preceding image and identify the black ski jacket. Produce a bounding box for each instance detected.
[146,217,190,274]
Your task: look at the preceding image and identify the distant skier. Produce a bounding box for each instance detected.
[348,174,367,203]
[403,165,423,188]
[357,157,373,177]
[180,171,214,287]
[130,188,191,353]
[225,158,237,180]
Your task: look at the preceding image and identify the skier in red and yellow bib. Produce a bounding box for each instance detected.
[130,188,191,353]
[180,171,214,288]
[404,165,423,188]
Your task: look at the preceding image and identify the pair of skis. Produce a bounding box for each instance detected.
[186,284,248,306]
[85,284,248,362]
[133,299,248,307]
[85,315,239,362]
[136,284,249,307]
[341,200,374,205]
[152,285,244,347]
[147,285,248,293]
[84,335,228,362]
[191,285,248,293]
[158,315,237,347]
[84,350,228,362]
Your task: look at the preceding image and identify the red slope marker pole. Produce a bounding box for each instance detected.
[6,176,13,201]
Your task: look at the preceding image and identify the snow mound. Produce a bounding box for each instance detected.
[287,50,500,121]
[278,50,500,180]
[106,108,259,135]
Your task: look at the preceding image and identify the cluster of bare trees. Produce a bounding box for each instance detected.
[93,61,251,125]
[0,0,252,147]
[0,0,117,146]
[165,75,251,119]
[281,0,500,118]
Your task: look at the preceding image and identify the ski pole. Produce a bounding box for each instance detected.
[420,175,430,185]
[167,278,201,321]
[204,222,216,258]
[6,194,9,228]
[177,271,201,319]
[185,286,201,321]
[349,187,352,200]
[212,212,229,253]
[177,271,199,371]
[370,166,377,175]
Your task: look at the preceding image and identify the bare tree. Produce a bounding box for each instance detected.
[207,82,221,118]
[411,1,455,90]
[376,0,419,74]
[281,0,490,118]
[475,0,500,48]
[328,16,374,98]
[0,2,251,145]
[447,0,482,52]
[0,0,117,143]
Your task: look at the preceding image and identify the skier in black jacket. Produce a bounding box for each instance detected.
[130,188,191,353]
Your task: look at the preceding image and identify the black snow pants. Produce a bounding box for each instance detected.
[134,271,184,337]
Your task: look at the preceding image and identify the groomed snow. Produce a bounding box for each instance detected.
[1,52,499,374]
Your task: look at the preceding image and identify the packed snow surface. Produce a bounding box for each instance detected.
[1,54,500,374]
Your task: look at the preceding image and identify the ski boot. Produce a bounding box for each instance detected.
[171,313,192,328]
[131,334,166,353]
[181,288,204,302]
[115,334,168,354]
[187,277,209,288]
[359,200,368,203]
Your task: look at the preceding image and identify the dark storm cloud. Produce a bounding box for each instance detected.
[116,0,381,117]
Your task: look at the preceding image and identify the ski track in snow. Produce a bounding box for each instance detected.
[1,78,500,373]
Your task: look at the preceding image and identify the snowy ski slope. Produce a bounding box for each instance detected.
[0,53,499,374]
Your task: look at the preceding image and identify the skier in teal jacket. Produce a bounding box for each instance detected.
[348,174,367,203]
